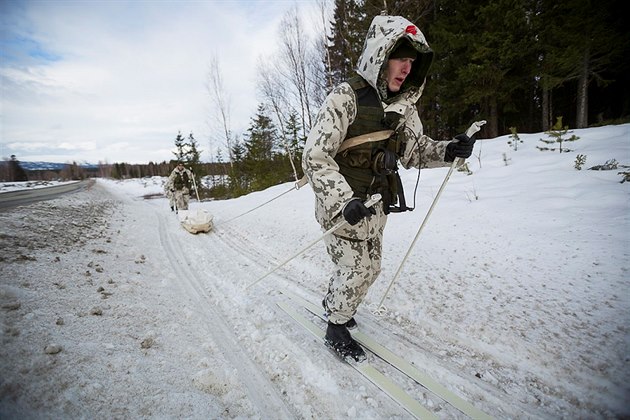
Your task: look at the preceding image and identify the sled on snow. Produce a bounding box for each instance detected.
[178,209,214,234]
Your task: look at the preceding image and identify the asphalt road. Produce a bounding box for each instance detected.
[0,179,94,210]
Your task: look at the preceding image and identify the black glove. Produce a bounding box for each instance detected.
[444,133,476,162]
[343,199,376,226]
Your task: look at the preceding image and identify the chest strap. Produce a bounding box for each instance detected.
[337,130,394,154]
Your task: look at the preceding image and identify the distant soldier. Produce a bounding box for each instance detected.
[168,162,193,211]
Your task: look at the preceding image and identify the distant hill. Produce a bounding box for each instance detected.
[19,161,99,171]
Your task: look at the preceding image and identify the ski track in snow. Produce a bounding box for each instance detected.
[153,204,294,419]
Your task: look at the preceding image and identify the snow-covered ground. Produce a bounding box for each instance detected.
[0,180,77,192]
[1,124,628,419]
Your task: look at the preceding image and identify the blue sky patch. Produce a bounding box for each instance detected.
[0,36,62,64]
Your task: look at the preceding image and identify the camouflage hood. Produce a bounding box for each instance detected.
[356,15,433,100]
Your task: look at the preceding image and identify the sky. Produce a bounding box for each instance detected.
[1,124,628,418]
[0,0,325,165]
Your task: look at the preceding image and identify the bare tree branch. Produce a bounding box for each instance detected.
[206,54,234,167]
[257,59,300,181]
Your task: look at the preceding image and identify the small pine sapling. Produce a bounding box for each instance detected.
[574,154,587,170]
[507,127,523,151]
[537,117,580,153]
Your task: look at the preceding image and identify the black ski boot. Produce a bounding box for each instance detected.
[322,299,358,330]
[345,317,357,330]
[324,321,366,363]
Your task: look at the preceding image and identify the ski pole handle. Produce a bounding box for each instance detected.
[363,193,381,209]
[455,120,487,165]
[465,120,487,138]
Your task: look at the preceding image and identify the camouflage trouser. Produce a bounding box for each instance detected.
[166,190,175,208]
[174,189,189,210]
[322,213,385,325]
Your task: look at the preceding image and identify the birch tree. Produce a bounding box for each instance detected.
[258,59,300,181]
[277,5,317,135]
[206,54,235,167]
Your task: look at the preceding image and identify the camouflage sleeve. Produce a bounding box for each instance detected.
[399,107,450,169]
[302,82,357,226]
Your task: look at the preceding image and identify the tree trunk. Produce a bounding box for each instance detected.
[542,87,550,132]
[576,49,589,128]
[489,96,499,138]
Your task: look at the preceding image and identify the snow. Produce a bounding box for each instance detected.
[1,124,628,419]
[0,180,77,192]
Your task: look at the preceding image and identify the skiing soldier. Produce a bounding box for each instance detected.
[168,162,194,211]
[301,15,477,362]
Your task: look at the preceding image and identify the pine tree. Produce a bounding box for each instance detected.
[242,105,280,191]
[185,133,201,165]
[244,104,277,163]
[8,155,28,182]
[537,116,580,153]
[225,139,245,197]
[536,0,627,128]
[426,0,537,138]
[326,0,365,86]
[421,0,476,138]
[173,131,187,162]
[284,111,305,159]
[186,132,203,193]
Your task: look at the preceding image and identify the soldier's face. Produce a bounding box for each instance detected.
[386,58,414,92]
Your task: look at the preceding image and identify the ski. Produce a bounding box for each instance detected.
[280,289,493,420]
[277,301,438,420]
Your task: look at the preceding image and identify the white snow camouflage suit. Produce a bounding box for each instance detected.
[302,15,452,325]
[167,166,194,211]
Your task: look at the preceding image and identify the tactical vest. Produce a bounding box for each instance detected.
[334,76,409,214]
[173,170,190,190]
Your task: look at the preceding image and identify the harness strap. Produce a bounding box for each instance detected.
[337,130,394,154]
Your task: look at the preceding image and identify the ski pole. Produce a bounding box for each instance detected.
[375,121,486,313]
[216,176,308,228]
[245,193,382,290]
[190,168,201,202]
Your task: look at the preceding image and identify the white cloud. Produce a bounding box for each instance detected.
[0,0,325,164]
